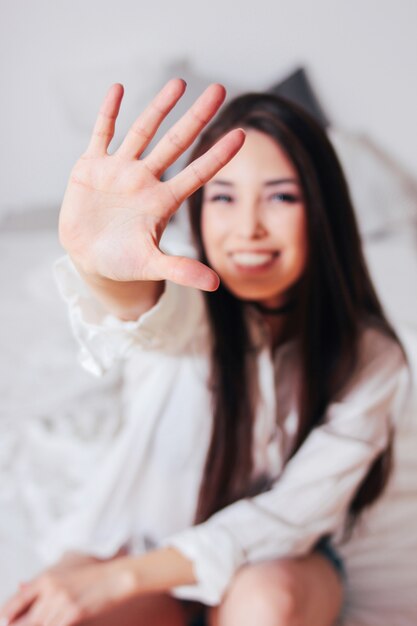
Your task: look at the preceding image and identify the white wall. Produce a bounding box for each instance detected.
[1,0,416,214]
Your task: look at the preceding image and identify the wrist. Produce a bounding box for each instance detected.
[72,260,165,321]
[118,547,196,597]
[109,559,140,599]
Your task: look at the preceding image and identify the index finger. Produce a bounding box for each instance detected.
[165,128,246,206]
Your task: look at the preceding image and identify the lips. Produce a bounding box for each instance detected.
[229,251,280,268]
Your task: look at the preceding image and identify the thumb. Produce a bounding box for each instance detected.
[155,251,220,291]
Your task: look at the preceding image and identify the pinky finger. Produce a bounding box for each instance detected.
[166,128,245,206]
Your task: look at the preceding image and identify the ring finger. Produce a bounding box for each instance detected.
[116,78,187,160]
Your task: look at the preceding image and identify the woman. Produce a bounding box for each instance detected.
[0,79,409,626]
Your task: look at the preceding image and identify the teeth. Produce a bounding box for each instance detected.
[231,252,276,267]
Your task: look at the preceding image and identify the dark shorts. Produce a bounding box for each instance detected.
[185,538,345,626]
[315,536,346,581]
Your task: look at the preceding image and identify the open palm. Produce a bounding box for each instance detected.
[59,79,245,291]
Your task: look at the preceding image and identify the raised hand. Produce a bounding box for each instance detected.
[59,80,245,299]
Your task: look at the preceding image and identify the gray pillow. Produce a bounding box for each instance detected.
[268,67,330,128]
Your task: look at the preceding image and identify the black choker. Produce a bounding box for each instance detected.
[250,300,296,316]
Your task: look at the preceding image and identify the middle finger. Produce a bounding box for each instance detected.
[116,78,187,160]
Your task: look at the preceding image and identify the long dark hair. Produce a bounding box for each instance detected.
[186,92,403,531]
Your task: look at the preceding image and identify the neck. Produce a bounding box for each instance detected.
[266,314,292,350]
[249,297,297,348]
[250,299,296,316]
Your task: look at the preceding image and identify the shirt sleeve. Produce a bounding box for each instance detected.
[53,255,205,376]
[161,334,411,606]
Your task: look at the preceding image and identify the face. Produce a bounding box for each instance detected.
[201,129,308,308]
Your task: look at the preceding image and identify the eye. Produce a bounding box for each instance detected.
[208,193,234,203]
[270,192,300,204]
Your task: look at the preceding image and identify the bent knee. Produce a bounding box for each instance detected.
[212,560,302,626]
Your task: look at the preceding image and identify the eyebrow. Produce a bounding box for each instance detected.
[207,178,299,187]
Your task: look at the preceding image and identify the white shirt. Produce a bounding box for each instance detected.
[42,254,410,608]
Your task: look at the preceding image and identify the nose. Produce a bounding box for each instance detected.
[236,200,267,239]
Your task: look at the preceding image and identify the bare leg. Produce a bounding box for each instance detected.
[81,593,188,626]
[208,552,344,626]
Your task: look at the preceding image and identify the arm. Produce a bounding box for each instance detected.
[159,333,411,605]
[53,252,206,376]
[71,270,165,323]
[118,546,196,594]
[49,552,101,570]
[0,548,195,626]
[2,338,409,624]
[58,80,245,321]
[47,545,129,571]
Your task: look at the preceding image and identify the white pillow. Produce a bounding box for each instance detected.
[329,129,417,330]
[338,324,417,626]
[329,128,417,238]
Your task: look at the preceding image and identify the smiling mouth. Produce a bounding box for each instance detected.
[229,251,280,268]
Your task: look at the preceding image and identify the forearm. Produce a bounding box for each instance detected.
[74,261,165,321]
[57,551,101,567]
[56,546,127,567]
[121,547,196,597]
[49,545,129,574]
[0,548,196,624]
